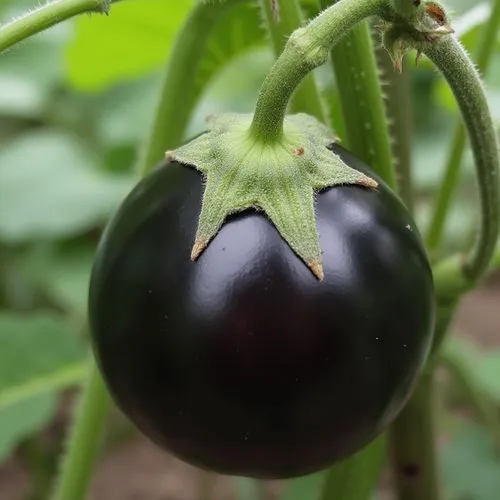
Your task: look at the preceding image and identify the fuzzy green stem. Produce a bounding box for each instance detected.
[259,0,328,122]
[51,364,110,500]
[389,366,441,500]
[426,0,500,251]
[319,436,386,500]
[137,0,243,174]
[423,37,500,282]
[0,0,122,53]
[249,0,389,143]
[377,50,414,209]
[321,0,396,187]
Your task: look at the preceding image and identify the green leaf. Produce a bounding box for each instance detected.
[318,437,386,500]
[0,312,87,410]
[281,472,325,500]
[93,75,162,147]
[193,2,265,99]
[443,425,500,500]
[0,312,88,462]
[441,337,500,404]
[0,130,135,242]
[22,246,95,315]
[472,351,500,403]
[0,394,56,462]
[65,0,195,91]
[0,25,67,118]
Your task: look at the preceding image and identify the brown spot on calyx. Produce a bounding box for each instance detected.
[425,2,447,24]
[293,146,305,156]
[357,177,379,189]
[191,238,208,261]
[308,260,324,281]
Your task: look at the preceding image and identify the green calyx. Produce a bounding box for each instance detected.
[382,0,453,72]
[167,113,378,280]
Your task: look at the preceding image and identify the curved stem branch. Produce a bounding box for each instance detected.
[423,37,500,282]
[51,363,111,500]
[259,0,328,122]
[0,0,122,53]
[137,0,243,173]
[249,0,389,143]
[426,0,500,251]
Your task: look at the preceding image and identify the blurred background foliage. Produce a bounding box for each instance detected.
[0,0,499,499]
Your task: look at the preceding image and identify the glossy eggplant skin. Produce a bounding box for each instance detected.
[88,143,434,479]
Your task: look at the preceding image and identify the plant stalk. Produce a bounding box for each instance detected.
[259,0,327,122]
[423,37,500,283]
[51,364,110,500]
[0,0,122,53]
[377,50,414,209]
[249,0,389,143]
[51,1,228,497]
[137,0,243,174]
[389,366,441,500]
[322,0,396,188]
[426,0,500,251]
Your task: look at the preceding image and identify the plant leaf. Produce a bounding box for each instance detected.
[0,312,87,410]
[65,0,195,91]
[21,246,95,315]
[0,130,135,242]
[0,394,57,462]
[443,425,500,500]
[0,312,88,462]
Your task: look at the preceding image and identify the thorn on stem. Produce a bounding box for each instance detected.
[415,50,423,66]
[97,0,111,14]
[270,0,280,22]
[308,260,324,281]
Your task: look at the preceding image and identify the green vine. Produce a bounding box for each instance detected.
[137,0,244,174]
[424,37,500,284]
[389,366,440,500]
[426,0,500,251]
[51,364,110,500]
[321,0,396,188]
[249,0,388,143]
[0,0,122,53]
